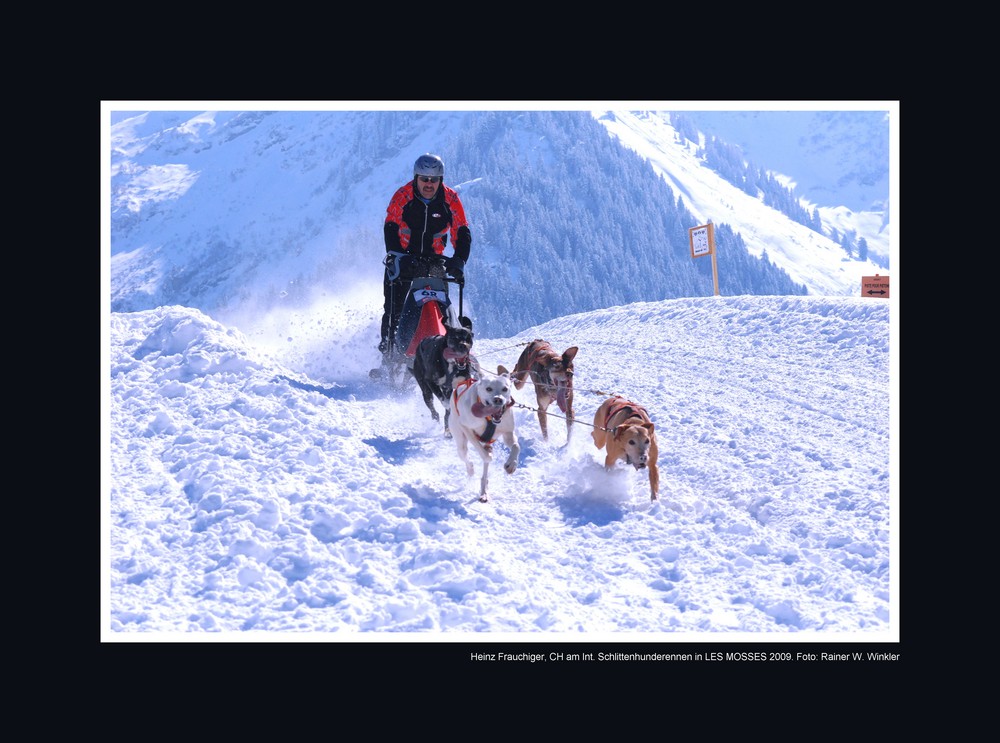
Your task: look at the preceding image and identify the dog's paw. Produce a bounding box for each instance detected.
[444,429,453,439]
[504,461,518,475]
[479,493,489,503]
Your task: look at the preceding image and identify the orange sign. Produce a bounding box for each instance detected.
[861,275,890,299]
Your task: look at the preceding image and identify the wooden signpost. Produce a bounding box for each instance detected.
[689,222,719,296]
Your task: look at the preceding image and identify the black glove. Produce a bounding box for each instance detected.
[445,256,465,280]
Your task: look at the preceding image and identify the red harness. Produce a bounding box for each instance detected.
[602,396,648,433]
[522,342,553,370]
[522,341,572,413]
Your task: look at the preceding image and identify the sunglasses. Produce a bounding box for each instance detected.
[418,176,441,183]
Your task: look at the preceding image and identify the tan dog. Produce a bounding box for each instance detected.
[512,339,578,442]
[591,396,659,501]
[449,365,520,502]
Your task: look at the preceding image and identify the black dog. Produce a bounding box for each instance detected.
[411,316,479,437]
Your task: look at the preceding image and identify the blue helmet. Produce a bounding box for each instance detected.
[414,153,445,178]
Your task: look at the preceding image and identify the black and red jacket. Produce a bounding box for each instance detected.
[384,179,471,262]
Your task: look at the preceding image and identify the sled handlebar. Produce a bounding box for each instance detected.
[385,252,463,285]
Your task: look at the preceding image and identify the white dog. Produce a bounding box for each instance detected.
[449,365,520,502]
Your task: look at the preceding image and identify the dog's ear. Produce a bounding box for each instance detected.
[497,364,509,376]
[563,346,579,363]
[643,421,655,434]
[459,315,473,330]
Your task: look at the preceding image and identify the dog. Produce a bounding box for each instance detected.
[591,396,660,501]
[449,365,520,502]
[411,316,479,437]
[512,339,578,442]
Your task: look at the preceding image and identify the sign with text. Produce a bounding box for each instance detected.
[689,223,714,258]
[688,222,720,296]
[861,275,890,299]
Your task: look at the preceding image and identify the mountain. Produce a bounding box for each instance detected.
[674,110,890,213]
[107,105,893,346]
[594,110,890,273]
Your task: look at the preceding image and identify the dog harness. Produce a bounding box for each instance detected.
[602,396,649,434]
[452,378,515,444]
[521,341,573,413]
[521,341,554,372]
[442,348,470,391]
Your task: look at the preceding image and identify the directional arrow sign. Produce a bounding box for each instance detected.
[861,275,890,299]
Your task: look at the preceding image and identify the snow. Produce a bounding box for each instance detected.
[105,293,895,643]
[594,110,889,294]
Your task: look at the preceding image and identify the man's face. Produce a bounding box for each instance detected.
[417,175,441,198]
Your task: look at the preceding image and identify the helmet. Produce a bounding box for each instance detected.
[414,153,445,178]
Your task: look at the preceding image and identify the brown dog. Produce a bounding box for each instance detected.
[512,339,578,442]
[591,396,659,501]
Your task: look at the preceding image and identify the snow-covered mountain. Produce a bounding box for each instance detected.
[106,104,894,346]
[594,110,891,294]
[675,110,890,214]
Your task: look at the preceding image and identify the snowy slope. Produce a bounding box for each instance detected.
[593,110,890,295]
[106,294,894,639]
[676,109,890,213]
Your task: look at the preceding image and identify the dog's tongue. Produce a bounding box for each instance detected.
[443,348,467,362]
[471,401,502,418]
[556,382,568,413]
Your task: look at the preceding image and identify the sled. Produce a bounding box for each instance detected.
[371,255,465,390]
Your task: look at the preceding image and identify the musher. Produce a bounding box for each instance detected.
[378,153,472,362]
